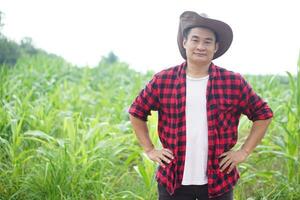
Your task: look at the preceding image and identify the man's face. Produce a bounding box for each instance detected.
[183,27,219,65]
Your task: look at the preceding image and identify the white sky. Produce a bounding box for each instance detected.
[0,0,299,74]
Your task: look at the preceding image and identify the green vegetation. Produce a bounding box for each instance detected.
[0,34,63,67]
[0,51,299,199]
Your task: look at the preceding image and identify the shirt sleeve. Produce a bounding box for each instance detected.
[238,75,273,121]
[128,74,160,121]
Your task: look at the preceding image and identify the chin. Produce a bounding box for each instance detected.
[193,58,209,63]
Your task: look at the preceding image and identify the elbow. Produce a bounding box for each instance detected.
[129,113,147,123]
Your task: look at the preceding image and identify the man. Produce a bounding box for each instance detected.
[128,11,273,200]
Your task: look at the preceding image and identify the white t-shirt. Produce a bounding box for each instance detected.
[182,74,209,185]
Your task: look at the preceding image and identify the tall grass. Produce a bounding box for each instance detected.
[0,53,299,199]
[235,52,300,199]
[0,54,151,199]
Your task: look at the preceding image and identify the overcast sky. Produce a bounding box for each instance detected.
[0,0,299,74]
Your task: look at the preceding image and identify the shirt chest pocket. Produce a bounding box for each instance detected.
[217,100,238,131]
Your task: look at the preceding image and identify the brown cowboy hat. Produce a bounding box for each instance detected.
[177,11,233,60]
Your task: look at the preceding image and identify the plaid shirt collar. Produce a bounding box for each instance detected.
[177,62,217,79]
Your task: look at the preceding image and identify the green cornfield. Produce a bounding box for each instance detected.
[0,53,299,200]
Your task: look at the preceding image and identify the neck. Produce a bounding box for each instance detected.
[186,61,211,78]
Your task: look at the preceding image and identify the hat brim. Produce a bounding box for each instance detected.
[177,11,233,60]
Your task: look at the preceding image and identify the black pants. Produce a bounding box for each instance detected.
[158,184,233,200]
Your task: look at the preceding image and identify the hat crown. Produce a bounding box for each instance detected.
[199,13,208,18]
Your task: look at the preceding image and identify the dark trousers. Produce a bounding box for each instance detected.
[158,184,233,200]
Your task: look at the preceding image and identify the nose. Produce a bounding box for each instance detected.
[196,41,206,50]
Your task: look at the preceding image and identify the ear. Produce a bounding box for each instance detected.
[183,38,187,49]
[214,42,219,53]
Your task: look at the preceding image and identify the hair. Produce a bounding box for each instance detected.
[183,26,219,43]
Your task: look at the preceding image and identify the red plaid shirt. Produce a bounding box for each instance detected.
[129,62,273,198]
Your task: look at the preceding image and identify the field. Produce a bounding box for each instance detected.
[0,54,299,200]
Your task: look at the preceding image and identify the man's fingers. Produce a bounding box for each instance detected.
[162,149,174,159]
[219,155,231,167]
[219,151,229,158]
[218,150,246,173]
[220,158,231,172]
[163,148,174,156]
[226,162,235,174]
[160,155,171,164]
[155,158,166,168]
[160,151,173,164]
[146,148,174,167]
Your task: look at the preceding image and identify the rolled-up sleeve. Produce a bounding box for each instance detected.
[238,75,273,121]
[128,75,160,121]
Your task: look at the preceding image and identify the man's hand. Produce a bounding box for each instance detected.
[146,148,174,168]
[219,149,249,174]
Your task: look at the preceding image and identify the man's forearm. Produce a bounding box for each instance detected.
[129,114,154,152]
[241,118,272,155]
[129,114,174,167]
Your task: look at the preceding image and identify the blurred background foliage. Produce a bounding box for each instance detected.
[0,9,299,200]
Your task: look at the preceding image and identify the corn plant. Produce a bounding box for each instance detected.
[1,52,300,200]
